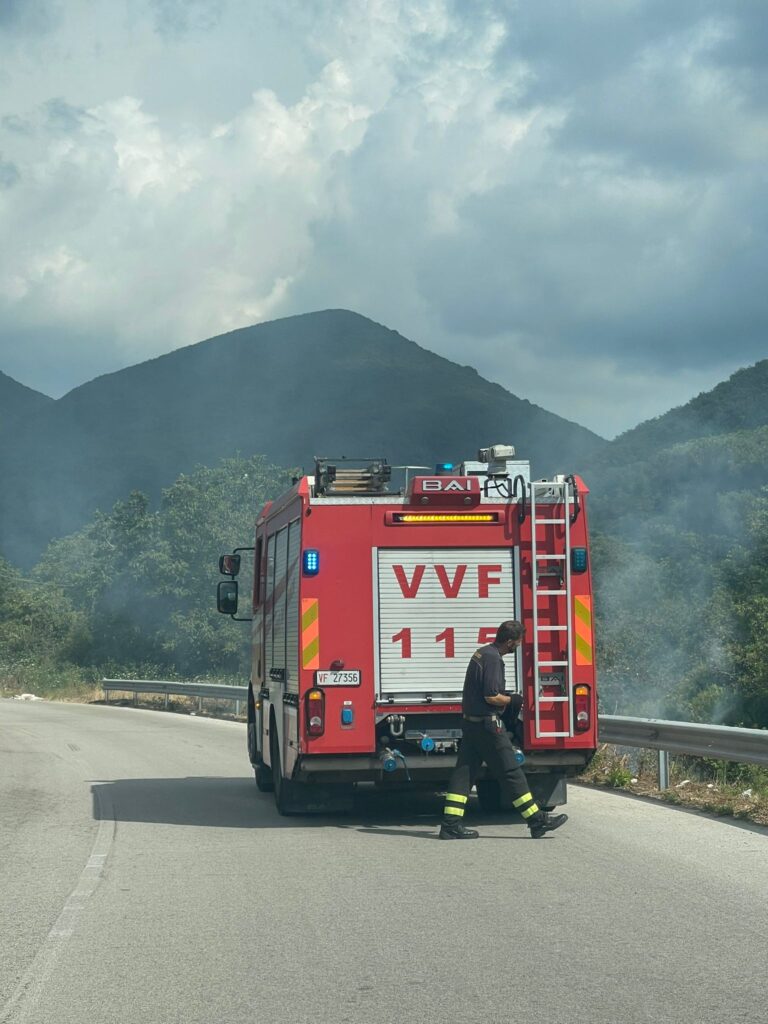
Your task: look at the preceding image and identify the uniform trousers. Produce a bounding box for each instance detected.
[442,717,541,824]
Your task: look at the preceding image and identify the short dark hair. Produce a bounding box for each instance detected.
[496,620,524,645]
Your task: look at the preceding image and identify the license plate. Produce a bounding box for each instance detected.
[315,670,361,687]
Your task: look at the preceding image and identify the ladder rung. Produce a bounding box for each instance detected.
[536,731,572,737]
[536,625,567,631]
[537,696,570,703]
[537,589,566,596]
[537,554,566,559]
[539,660,568,667]
[534,518,566,524]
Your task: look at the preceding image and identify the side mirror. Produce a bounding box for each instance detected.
[217,580,239,615]
[219,553,241,577]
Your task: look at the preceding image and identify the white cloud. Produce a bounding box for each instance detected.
[0,0,766,435]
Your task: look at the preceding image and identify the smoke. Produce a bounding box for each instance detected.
[589,416,768,725]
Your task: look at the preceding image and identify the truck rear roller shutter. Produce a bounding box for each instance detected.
[375,548,518,700]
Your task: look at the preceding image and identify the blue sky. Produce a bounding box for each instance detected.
[1,0,766,436]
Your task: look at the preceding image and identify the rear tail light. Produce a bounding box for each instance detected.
[305,687,325,737]
[574,684,591,733]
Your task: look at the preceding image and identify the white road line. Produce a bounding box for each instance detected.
[0,788,115,1023]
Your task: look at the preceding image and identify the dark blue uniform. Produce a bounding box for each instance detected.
[441,644,542,826]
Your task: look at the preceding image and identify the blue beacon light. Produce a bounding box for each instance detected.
[302,549,320,576]
[571,547,588,574]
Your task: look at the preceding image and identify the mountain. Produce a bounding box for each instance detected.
[0,371,53,438]
[582,360,768,538]
[594,359,768,468]
[0,309,606,566]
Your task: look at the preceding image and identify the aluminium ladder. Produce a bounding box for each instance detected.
[529,479,574,739]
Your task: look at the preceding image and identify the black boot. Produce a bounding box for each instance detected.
[529,812,568,838]
[439,820,479,840]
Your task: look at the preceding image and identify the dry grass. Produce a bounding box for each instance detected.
[579,744,768,827]
[96,690,246,721]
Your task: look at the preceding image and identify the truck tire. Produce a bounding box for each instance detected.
[270,728,306,816]
[255,762,274,792]
[247,687,261,767]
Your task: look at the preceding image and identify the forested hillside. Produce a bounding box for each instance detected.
[592,360,768,466]
[585,361,768,727]
[0,371,53,437]
[1,337,765,728]
[0,309,605,567]
[0,455,292,691]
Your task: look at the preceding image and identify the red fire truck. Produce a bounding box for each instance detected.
[217,444,598,815]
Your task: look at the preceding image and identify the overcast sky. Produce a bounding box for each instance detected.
[1,1,766,437]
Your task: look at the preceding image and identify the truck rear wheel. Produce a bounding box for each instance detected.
[247,687,262,767]
[255,762,274,792]
[270,728,306,815]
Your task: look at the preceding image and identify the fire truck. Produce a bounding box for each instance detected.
[217,444,598,815]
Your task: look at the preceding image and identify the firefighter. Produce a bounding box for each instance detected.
[438,619,569,840]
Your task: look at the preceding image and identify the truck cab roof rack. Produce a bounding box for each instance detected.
[314,457,392,496]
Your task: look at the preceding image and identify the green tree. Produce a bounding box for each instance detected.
[33,454,293,676]
[0,557,90,670]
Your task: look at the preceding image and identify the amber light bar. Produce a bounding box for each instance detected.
[387,512,500,525]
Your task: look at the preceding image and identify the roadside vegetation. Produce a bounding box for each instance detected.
[0,454,292,699]
[579,744,768,827]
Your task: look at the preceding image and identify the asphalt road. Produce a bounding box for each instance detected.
[2,699,767,1024]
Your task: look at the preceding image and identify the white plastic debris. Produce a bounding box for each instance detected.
[741,788,753,798]
[630,778,638,784]
[676,779,691,788]
[15,693,43,701]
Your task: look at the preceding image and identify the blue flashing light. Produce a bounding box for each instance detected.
[302,549,320,576]
[341,707,354,726]
[571,547,588,574]
[435,462,455,474]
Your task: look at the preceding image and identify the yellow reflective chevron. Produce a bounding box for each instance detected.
[301,598,319,670]
[574,595,593,666]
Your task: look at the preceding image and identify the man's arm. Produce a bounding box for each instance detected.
[485,692,514,708]
[482,652,512,708]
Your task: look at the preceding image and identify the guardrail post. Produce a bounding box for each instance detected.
[164,693,169,711]
[133,689,138,708]
[235,700,241,717]
[198,696,203,714]
[658,750,670,790]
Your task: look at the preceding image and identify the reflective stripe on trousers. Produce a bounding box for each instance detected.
[442,792,468,818]
[441,719,541,825]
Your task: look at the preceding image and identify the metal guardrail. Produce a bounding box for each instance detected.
[102,679,247,714]
[599,715,768,765]
[102,682,768,786]
[599,714,768,787]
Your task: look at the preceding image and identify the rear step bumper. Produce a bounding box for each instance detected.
[295,751,592,783]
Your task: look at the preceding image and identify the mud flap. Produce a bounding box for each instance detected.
[279,781,355,815]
